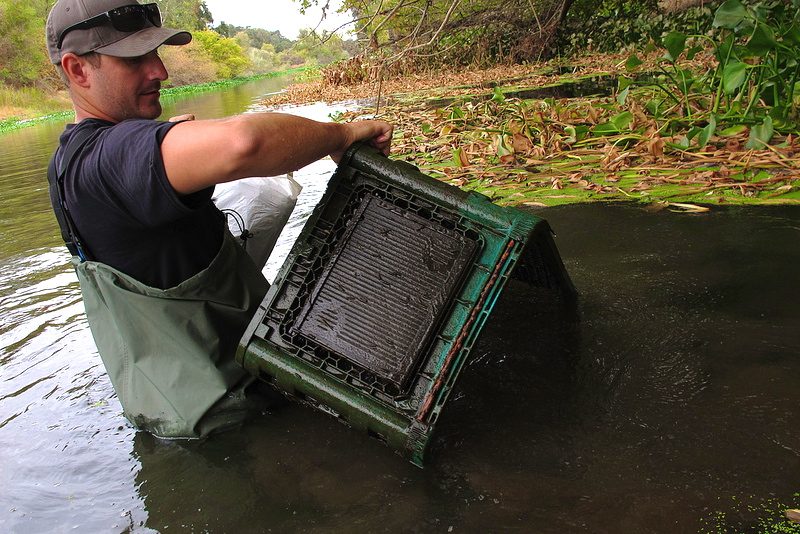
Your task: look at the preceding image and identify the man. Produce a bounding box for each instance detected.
[45,0,393,438]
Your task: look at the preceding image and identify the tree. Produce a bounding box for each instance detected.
[212,23,294,52]
[292,29,350,65]
[0,0,50,87]
[191,30,251,78]
[234,31,252,50]
[155,0,213,31]
[298,0,575,65]
[246,28,293,53]
[247,43,282,73]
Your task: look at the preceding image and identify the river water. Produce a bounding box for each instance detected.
[0,76,798,533]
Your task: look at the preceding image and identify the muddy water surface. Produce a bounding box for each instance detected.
[0,76,798,533]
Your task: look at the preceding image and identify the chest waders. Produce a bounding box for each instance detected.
[49,126,269,438]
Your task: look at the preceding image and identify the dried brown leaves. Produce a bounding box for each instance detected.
[264,54,800,204]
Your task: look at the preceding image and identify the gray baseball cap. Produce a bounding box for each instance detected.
[46,0,191,65]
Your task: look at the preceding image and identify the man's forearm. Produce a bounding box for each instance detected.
[161,112,392,195]
[232,113,352,178]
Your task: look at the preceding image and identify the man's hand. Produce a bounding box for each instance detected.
[330,120,393,164]
[168,113,195,122]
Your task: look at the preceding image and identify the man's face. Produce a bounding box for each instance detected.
[88,50,168,121]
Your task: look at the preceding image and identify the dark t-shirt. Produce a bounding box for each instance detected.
[57,118,224,289]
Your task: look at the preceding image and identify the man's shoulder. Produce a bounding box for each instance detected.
[63,118,172,141]
[62,119,177,165]
[60,118,111,145]
[73,118,171,136]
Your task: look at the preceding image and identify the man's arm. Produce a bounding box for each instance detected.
[160,113,392,195]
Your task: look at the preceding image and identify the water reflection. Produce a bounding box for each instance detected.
[0,247,144,533]
[0,122,69,258]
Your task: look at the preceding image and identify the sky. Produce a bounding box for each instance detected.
[202,0,353,40]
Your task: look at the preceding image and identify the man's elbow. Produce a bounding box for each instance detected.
[223,121,265,178]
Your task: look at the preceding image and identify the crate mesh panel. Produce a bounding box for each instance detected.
[294,195,477,388]
[269,178,485,400]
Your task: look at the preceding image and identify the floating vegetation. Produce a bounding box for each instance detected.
[699,493,800,534]
[337,82,798,207]
[0,110,74,135]
[286,1,800,207]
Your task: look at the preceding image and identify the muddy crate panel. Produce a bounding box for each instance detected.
[293,194,477,389]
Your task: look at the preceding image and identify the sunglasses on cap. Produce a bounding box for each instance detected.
[56,3,161,50]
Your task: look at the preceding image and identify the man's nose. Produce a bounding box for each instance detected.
[146,53,168,81]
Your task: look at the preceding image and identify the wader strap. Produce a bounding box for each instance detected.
[47,128,95,261]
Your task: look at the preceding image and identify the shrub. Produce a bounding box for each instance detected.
[191,30,251,79]
[160,41,218,86]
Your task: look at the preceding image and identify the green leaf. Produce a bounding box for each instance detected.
[663,32,687,63]
[593,122,619,135]
[785,24,800,46]
[698,115,717,148]
[686,127,703,142]
[617,76,633,105]
[564,125,589,144]
[611,111,634,130]
[715,34,736,63]
[746,23,778,56]
[452,147,467,167]
[686,45,704,61]
[449,107,465,120]
[719,124,748,136]
[713,0,749,29]
[625,54,643,71]
[421,122,433,134]
[491,86,506,103]
[746,116,774,149]
[645,98,665,117]
[617,86,630,106]
[722,61,747,94]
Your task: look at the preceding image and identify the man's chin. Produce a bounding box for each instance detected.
[140,104,162,120]
[138,92,162,119]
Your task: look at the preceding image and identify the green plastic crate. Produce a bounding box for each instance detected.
[236,144,576,466]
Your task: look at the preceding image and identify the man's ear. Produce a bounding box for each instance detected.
[61,53,92,88]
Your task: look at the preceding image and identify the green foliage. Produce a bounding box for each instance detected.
[154,0,213,30]
[291,29,349,66]
[214,24,294,53]
[0,0,50,87]
[624,0,800,140]
[192,30,251,79]
[558,0,719,55]
[246,44,282,74]
[339,0,572,65]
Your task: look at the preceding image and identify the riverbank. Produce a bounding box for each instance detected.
[0,69,311,134]
[0,85,72,128]
[266,54,800,208]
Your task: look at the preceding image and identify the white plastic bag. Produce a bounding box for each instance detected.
[212,174,303,269]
